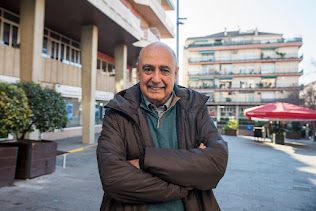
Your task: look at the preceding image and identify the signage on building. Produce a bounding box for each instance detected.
[55,84,114,101]
[0,75,19,83]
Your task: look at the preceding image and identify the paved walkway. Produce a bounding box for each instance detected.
[0,136,315,210]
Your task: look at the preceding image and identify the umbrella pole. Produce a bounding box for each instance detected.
[313,122,316,142]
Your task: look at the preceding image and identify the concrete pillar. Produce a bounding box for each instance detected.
[235,105,239,120]
[216,105,221,122]
[114,44,127,92]
[20,0,45,82]
[81,25,98,144]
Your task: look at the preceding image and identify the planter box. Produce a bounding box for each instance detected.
[0,145,18,187]
[286,132,302,139]
[5,140,57,179]
[224,129,237,136]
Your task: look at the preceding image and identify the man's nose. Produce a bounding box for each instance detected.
[151,70,162,83]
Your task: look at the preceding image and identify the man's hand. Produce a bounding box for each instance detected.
[129,159,140,169]
[199,143,206,149]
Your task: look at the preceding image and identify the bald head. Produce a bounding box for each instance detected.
[137,42,178,69]
[136,42,178,106]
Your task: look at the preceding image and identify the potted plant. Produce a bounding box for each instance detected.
[0,82,31,187]
[224,117,239,136]
[286,122,303,139]
[7,81,67,179]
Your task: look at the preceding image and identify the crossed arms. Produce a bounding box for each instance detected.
[96,108,228,204]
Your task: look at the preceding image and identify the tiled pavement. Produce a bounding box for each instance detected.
[0,135,315,210]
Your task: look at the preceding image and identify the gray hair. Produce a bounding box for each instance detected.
[137,42,178,68]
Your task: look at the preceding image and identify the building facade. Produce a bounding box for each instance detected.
[0,0,175,143]
[183,29,302,122]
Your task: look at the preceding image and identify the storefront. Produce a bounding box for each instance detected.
[55,84,113,128]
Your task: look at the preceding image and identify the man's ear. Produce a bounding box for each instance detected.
[136,65,141,79]
[175,66,179,76]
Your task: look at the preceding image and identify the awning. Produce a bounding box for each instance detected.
[244,102,316,121]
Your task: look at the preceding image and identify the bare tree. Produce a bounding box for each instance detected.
[302,85,316,109]
[282,86,304,105]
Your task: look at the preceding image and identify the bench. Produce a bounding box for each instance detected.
[56,150,69,168]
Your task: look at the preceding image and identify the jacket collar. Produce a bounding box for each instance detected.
[106,83,209,119]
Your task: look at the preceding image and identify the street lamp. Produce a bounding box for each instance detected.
[176,0,186,83]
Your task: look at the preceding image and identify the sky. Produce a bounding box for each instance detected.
[162,0,316,85]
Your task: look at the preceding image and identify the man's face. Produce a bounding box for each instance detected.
[137,45,178,107]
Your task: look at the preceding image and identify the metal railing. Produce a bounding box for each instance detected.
[187,37,302,48]
[188,55,302,64]
[188,70,302,77]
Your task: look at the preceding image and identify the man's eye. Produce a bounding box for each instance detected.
[160,67,170,75]
[142,66,154,74]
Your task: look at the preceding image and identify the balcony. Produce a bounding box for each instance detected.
[142,28,160,42]
[99,0,144,39]
[188,70,302,78]
[130,0,175,38]
[187,37,302,48]
[188,55,302,65]
[190,85,299,92]
[206,97,297,105]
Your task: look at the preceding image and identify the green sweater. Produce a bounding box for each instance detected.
[141,94,185,211]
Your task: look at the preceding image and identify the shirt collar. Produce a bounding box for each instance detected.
[141,91,177,112]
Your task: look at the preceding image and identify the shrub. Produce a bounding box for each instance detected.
[17,81,67,140]
[224,117,239,130]
[0,82,32,138]
[287,121,302,133]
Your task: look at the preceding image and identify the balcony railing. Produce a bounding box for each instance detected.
[206,98,294,104]
[190,85,299,90]
[188,70,302,77]
[188,55,302,64]
[187,37,302,48]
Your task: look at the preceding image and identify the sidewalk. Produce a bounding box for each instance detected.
[0,135,315,210]
[54,133,100,152]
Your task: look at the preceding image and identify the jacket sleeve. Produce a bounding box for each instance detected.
[142,105,228,190]
[96,110,189,204]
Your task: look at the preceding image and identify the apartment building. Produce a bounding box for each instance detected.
[183,29,302,121]
[301,72,316,110]
[0,0,175,143]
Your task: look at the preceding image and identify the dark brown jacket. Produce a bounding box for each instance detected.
[97,84,228,211]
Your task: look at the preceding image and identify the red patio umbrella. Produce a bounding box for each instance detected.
[244,102,316,121]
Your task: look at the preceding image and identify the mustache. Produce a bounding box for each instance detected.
[147,83,165,88]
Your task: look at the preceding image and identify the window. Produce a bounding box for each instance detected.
[0,8,20,47]
[42,37,48,54]
[64,97,81,128]
[11,25,18,47]
[97,58,115,74]
[95,101,107,125]
[220,106,235,118]
[3,11,19,24]
[43,27,81,65]
[3,22,10,45]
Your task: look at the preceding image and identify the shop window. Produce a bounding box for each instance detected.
[95,101,107,125]
[64,97,82,128]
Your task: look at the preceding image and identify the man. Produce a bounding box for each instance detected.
[97,42,228,211]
